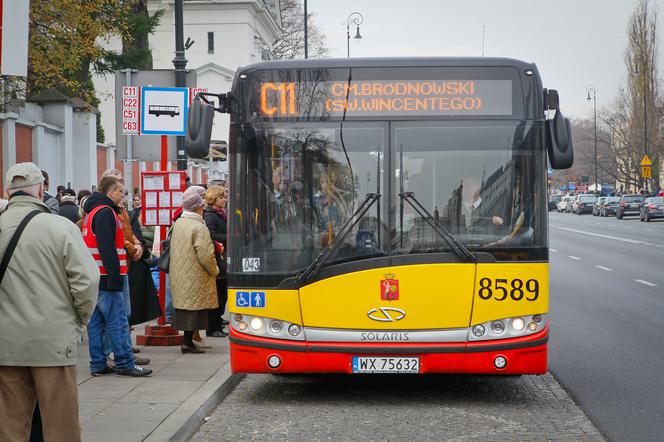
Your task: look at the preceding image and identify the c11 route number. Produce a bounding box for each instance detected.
[477,278,539,301]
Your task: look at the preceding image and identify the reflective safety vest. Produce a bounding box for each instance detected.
[82,205,128,276]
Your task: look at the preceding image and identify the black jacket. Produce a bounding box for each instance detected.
[59,201,80,224]
[203,206,227,246]
[84,192,124,291]
[203,206,227,279]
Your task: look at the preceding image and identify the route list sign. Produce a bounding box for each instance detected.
[121,86,140,135]
[141,171,187,226]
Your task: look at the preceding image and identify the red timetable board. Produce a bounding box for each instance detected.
[141,171,187,226]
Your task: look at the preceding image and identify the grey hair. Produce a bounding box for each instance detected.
[8,183,42,198]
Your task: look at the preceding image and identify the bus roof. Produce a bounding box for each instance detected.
[239,56,539,74]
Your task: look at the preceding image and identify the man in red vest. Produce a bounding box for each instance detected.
[84,176,152,377]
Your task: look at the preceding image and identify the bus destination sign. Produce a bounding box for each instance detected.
[258,79,512,118]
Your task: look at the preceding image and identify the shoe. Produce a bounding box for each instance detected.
[91,366,116,376]
[194,339,212,349]
[134,355,151,365]
[107,357,116,369]
[131,346,141,353]
[220,319,229,326]
[207,330,228,338]
[116,365,153,377]
[181,344,205,354]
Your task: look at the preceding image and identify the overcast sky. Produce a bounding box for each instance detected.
[307,0,658,120]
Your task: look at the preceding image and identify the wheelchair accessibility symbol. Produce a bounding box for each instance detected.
[235,291,265,308]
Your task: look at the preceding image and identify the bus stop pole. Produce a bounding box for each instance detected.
[158,135,168,325]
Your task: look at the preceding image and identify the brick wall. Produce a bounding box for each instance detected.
[96,147,107,186]
[15,124,32,163]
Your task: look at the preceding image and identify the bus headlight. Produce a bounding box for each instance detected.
[472,324,485,337]
[269,320,283,334]
[469,314,547,341]
[230,313,304,341]
[491,321,505,334]
[288,324,302,337]
[250,317,264,331]
[511,318,525,331]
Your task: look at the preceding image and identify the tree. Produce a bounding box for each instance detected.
[100,0,165,72]
[26,1,162,142]
[272,0,328,59]
[28,0,129,103]
[624,0,662,190]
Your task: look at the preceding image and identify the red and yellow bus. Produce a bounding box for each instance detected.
[186,57,573,375]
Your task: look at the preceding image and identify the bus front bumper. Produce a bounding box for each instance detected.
[229,327,548,375]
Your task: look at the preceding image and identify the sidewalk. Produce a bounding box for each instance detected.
[76,324,242,442]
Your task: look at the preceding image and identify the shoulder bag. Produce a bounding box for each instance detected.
[157,225,173,273]
[0,210,41,284]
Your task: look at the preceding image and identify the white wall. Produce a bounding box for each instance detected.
[72,111,98,191]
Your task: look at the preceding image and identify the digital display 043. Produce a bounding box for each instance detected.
[258,79,512,118]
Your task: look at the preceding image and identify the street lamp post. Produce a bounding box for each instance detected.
[346,12,363,58]
[586,85,598,195]
[636,61,648,192]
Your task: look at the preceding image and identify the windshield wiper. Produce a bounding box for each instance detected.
[296,192,381,285]
[399,191,477,263]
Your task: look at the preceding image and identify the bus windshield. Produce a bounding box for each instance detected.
[230,119,546,284]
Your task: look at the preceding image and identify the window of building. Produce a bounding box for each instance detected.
[208,32,214,54]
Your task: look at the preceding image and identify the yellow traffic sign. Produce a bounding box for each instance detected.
[640,155,652,166]
[642,165,652,179]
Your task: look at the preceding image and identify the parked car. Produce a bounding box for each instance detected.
[639,196,664,222]
[599,196,620,217]
[592,197,607,216]
[616,194,644,219]
[557,196,572,212]
[548,194,562,211]
[573,194,597,214]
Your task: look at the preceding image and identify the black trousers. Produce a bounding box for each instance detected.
[207,278,228,333]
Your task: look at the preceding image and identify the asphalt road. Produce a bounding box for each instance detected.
[192,373,601,441]
[548,211,664,442]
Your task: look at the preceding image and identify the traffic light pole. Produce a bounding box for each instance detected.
[173,0,188,171]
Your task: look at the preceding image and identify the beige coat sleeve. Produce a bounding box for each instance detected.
[63,224,100,326]
[193,224,219,278]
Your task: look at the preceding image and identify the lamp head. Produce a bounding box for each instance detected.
[354,25,362,39]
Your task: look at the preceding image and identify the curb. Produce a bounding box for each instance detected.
[143,362,245,442]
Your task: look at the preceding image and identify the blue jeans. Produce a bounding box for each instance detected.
[89,290,134,371]
[103,275,132,356]
[151,267,173,323]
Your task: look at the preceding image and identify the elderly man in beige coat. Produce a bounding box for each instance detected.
[170,187,219,353]
[0,162,99,442]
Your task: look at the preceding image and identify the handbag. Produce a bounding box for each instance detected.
[157,226,173,273]
[0,210,41,284]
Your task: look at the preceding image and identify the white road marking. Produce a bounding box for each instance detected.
[596,266,612,271]
[646,229,653,232]
[550,248,558,253]
[635,279,657,287]
[568,255,582,260]
[551,226,646,245]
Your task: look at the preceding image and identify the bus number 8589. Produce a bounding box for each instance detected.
[478,278,539,301]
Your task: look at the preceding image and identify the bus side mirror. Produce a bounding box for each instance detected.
[546,109,573,169]
[185,96,215,159]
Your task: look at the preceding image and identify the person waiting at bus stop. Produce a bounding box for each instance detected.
[84,176,152,377]
[0,163,98,441]
[170,187,220,353]
[203,185,229,338]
